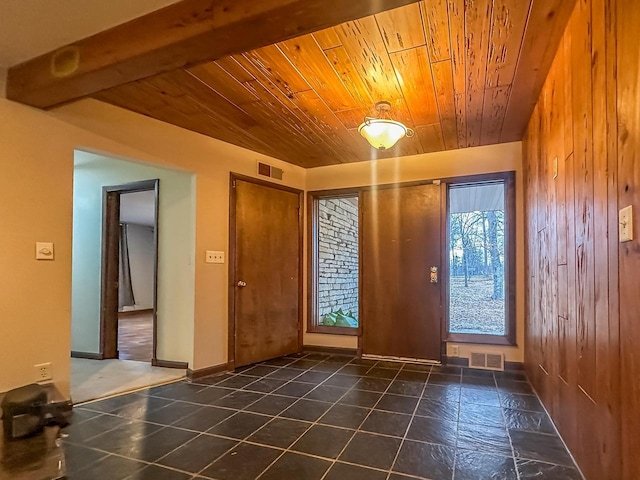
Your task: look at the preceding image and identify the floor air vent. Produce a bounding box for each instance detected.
[469,352,505,371]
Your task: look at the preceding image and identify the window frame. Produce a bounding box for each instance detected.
[443,171,517,346]
[307,188,362,336]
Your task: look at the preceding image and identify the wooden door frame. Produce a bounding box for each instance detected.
[100,179,160,362]
[306,188,362,337]
[441,171,517,346]
[305,170,517,358]
[228,173,304,370]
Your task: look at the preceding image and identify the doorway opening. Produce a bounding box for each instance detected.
[100,180,159,362]
[70,151,195,403]
[105,183,159,363]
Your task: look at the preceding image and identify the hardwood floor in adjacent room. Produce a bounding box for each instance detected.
[118,311,153,362]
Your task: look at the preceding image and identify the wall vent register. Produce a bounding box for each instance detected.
[469,352,505,371]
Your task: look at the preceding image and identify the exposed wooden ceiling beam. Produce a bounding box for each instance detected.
[6,0,421,109]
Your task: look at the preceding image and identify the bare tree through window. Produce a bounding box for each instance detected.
[448,182,506,335]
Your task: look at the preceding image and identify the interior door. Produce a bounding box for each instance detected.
[361,183,442,361]
[232,177,301,367]
[100,190,120,359]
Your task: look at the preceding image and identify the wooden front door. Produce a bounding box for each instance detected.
[361,183,442,362]
[231,176,302,368]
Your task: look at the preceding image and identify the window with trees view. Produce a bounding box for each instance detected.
[447,175,515,343]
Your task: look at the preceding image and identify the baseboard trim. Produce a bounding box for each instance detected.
[442,356,524,371]
[71,351,104,360]
[152,359,188,369]
[302,345,358,356]
[504,361,525,371]
[442,355,467,366]
[118,308,154,317]
[187,362,230,381]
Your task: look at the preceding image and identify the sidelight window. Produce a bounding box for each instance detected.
[308,192,360,335]
[446,173,516,345]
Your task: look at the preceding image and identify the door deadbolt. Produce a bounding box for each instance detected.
[430,267,438,284]
[237,280,247,287]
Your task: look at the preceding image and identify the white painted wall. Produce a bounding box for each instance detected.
[124,223,155,310]
[0,96,305,397]
[72,151,195,364]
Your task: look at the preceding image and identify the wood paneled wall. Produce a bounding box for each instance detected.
[523,0,639,478]
[617,0,640,477]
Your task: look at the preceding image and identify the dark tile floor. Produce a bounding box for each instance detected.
[62,353,583,479]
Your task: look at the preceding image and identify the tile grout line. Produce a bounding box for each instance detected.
[497,370,523,480]
[249,354,366,480]
[68,356,577,480]
[192,353,359,479]
[384,364,437,480]
[192,353,329,479]
[73,354,315,479]
[318,361,408,480]
[73,354,380,473]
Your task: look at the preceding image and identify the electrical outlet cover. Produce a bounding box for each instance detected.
[35,362,52,382]
[205,250,225,264]
[619,205,634,242]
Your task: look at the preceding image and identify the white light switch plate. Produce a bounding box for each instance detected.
[35,242,54,260]
[619,205,634,242]
[205,250,225,264]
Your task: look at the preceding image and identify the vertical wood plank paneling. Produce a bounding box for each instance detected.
[502,0,577,143]
[591,0,621,476]
[523,0,632,478]
[431,60,459,149]
[448,0,467,148]
[375,3,426,53]
[420,0,451,62]
[571,2,599,474]
[604,0,622,476]
[312,27,342,50]
[480,86,510,145]
[278,35,359,112]
[464,0,493,146]
[562,33,574,160]
[335,16,414,125]
[390,46,440,126]
[570,0,596,404]
[555,37,569,266]
[617,0,639,477]
[323,46,375,108]
[414,123,445,152]
[485,0,531,88]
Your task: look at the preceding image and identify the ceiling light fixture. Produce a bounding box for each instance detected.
[358,101,414,150]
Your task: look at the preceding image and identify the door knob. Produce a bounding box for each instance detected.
[237,280,247,287]
[430,267,438,284]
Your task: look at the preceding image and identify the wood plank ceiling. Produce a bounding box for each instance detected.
[94,0,573,168]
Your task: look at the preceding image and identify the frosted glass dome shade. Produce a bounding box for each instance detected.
[358,118,409,150]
